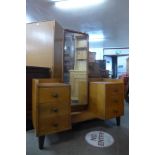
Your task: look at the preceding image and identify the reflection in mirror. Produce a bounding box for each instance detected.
[63,30,88,106]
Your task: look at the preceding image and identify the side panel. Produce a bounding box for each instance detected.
[89,83,98,114]
[96,84,106,118]
[53,22,64,79]
[89,83,106,118]
[32,79,39,130]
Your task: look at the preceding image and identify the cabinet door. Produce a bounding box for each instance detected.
[26,21,55,69]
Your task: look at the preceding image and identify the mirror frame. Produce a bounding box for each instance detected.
[63,29,89,112]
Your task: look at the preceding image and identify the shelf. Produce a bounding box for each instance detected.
[71,110,96,123]
[76,47,87,50]
[75,36,87,40]
[76,59,87,60]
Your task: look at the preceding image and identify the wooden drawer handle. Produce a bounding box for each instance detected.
[52,123,58,128]
[114,89,118,93]
[51,108,59,113]
[52,93,58,98]
[113,99,118,103]
[113,110,118,113]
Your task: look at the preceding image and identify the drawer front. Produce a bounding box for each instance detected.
[38,115,71,135]
[106,95,124,107]
[38,102,70,118]
[38,86,70,103]
[106,84,124,95]
[108,104,124,118]
[106,95,124,119]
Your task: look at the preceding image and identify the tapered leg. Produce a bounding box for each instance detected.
[116,117,120,126]
[38,136,45,149]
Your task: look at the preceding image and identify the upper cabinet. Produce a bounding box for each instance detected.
[26,21,64,78]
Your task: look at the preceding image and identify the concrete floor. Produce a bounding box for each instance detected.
[26,102,129,155]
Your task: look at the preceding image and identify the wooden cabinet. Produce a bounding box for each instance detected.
[32,79,71,137]
[31,78,124,149]
[89,81,124,120]
[27,21,126,150]
[26,21,64,79]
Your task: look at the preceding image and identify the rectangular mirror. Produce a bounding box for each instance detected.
[63,29,89,107]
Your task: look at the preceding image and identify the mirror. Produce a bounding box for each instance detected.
[63,29,88,107]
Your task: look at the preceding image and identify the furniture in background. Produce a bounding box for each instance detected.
[88,59,109,78]
[89,52,96,62]
[119,74,129,103]
[26,66,51,130]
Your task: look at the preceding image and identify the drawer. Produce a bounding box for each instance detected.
[38,115,71,134]
[38,87,70,103]
[106,95,124,107]
[106,95,124,119]
[106,84,124,95]
[108,104,124,119]
[38,102,70,118]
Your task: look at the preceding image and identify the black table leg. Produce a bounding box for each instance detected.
[38,136,45,149]
[116,117,120,126]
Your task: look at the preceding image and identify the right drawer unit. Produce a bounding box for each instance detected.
[89,81,124,119]
[106,83,124,119]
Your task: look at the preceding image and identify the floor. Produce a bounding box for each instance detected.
[26,102,129,155]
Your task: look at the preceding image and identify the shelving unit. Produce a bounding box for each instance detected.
[74,35,88,71]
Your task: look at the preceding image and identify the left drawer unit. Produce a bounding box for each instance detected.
[32,79,71,136]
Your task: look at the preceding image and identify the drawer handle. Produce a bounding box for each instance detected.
[51,108,58,113]
[52,93,58,98]
[113,110,118,113]
[114,89,118,92]
[53,123,58,128]
[113,99,118,103]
